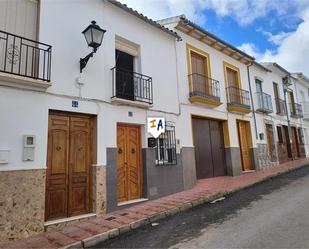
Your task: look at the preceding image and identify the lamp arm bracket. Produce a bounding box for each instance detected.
[80,50,95,73]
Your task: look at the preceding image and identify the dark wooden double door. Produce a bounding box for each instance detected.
[192,118,227,179]
[117,124,142,203]
[45,113,93,221]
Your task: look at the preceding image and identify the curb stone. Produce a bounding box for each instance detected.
[130,218,150,229]
[149,212,167,223]
[107,228,119,239]
[81,232,109,248]
[59,241,83,249]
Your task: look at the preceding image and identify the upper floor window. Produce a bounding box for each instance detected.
[0,0,39,40]
[223,62,241,89]
[255,79,262,92]
[112,36,153,105]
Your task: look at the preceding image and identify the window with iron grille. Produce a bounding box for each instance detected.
[277,126,283,144]
[298,128,305,144]
[155,124,177,166]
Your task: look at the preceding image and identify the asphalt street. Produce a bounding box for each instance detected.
[93,165,309,249]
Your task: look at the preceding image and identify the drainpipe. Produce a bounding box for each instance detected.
[247,63,258,140]
[283,74,293,160]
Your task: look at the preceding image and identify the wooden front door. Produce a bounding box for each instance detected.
[117,124,142,203]
[283,126,292,159]
[265,124,275,161]
[45,113,93,221]
[192,118,227,179]
[237,121,252,171]
[190,52,209,95]
[291,127,300,159]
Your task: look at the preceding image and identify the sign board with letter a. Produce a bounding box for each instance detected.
[147,117,165,138]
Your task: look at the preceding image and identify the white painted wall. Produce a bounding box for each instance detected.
[0,0,182,171]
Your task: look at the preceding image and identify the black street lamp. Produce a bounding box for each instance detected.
[80,21,106,73]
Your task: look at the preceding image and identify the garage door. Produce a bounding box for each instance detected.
[192,117,227,179]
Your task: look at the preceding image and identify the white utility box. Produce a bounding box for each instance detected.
[23,135,36,161]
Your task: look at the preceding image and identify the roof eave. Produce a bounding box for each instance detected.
[107,0,182,40]
[179,17,255,62]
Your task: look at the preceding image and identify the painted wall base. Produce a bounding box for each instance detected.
[106,147,191,212]
[225,147,242,176]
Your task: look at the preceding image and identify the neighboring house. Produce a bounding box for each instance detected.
[292,73,309,156]
[0,0,192,242]
[159,15,259,179]
[249,62,307,168]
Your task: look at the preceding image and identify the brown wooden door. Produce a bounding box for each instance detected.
[192,118,226,179]
[117,124,142,203]
[283,126,292,159]
[291,127,299,159]
[265,124,275,161]
[45,113,93,221]
[191,52,209,94]
[237,121,252,171]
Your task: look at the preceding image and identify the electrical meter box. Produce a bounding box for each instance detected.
[23,135,36,161]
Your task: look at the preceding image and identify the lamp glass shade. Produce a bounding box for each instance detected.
[82,21,106,50]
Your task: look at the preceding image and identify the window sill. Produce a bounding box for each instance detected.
[111,96,153,108]
[0,72,51,91]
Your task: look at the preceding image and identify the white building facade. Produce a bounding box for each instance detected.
[0,0,194,241]
[159,16,259,180]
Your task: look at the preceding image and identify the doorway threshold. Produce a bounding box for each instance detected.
[242,170,256,174]
[44,213,96,226]
[118,198,148,207]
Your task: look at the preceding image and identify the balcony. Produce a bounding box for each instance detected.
[0,30,52,90]
[275,98,286,116]
[289,102,303,118]
[302,102,309,120]
[188,73,221,107]
[226,86,251,114]
[255,92,273,113]
[111,67,153,107]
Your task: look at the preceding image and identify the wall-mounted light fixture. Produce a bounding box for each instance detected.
[80,21,106,73]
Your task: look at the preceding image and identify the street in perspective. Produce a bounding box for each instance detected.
[1,0,309,248]
[95,166,309,249]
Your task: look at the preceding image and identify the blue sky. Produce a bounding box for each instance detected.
[119,0,309,76]
[203,8,302,53]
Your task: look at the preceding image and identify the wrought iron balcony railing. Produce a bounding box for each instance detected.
[111,67,153,105]
[255,92,273,113]
[275,98,286,115]
[188,73,220,101]
[302,102,309,120]
[0,30,52,82]
[226,86,251,108]
[289,102,303,118]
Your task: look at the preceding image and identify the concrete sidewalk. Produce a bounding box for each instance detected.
[2,158,309,249]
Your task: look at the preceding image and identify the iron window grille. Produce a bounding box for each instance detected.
[277,126,283,144]
[155,124,177,166]
[297,128,305,144]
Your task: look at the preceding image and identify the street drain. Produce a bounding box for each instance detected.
[106,217,116,221]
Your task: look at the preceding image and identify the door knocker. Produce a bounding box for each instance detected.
[56,146,61,151]
[131,148,135,154]
[118,148,123,154]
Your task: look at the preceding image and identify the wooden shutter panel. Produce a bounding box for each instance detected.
[0,0,38,40]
